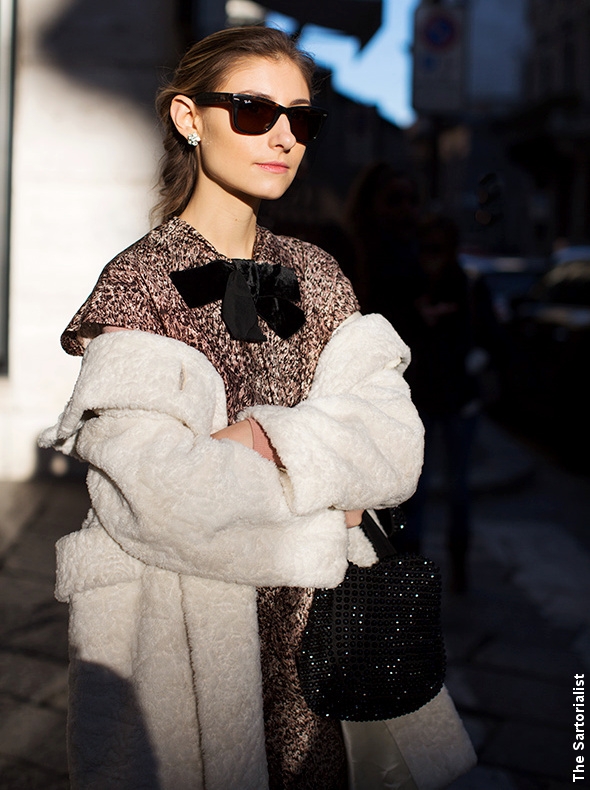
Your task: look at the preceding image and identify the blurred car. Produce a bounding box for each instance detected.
[551,244,590,268]
[459,253,548,324]
[454,253,548,416]
[499,249,590,470]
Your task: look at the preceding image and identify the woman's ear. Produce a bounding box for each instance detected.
[170,95,201,141]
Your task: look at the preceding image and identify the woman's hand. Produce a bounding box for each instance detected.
[211,420,254,449]
[212,422,363,529]
[345,510,364,529]
[212,419,283,466]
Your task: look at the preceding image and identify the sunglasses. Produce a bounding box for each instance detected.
[192,92,328,143]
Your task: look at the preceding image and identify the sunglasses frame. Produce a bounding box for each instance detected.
[192,92,328,143]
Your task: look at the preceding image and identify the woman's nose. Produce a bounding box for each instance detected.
[269,112,296,149]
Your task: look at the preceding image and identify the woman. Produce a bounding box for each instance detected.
[41,27,426,789]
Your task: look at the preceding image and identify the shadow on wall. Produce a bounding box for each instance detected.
[39,0,182,117]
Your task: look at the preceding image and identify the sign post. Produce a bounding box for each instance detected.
[412,3,465,116]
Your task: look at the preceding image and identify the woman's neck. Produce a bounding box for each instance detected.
[180,185,261,259]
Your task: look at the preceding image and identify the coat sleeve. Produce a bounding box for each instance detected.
[39,330,350,587]
[242,313,424,516]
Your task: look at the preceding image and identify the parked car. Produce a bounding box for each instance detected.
[499,250,590,471]
[459,253,548,324]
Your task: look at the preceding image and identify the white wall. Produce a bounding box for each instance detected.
[0,0,178,478]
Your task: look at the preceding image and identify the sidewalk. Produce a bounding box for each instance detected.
[429,420,590,789]
[0,418,589,788]
[0,477,88,788]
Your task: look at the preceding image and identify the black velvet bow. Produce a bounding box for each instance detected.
[169,258,305,342]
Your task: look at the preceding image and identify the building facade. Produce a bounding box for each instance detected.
[411,0,590,255]
[510,0,590,246]
[410,0,535,254]
[0,0,179,478]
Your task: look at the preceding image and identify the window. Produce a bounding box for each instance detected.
[0,0,15,373]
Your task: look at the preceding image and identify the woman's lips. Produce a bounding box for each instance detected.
[256,162,289,174]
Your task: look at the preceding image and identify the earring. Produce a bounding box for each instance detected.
[187,133,201,147]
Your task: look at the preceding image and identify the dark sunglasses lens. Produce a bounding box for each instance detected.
[232,96,326,141]
[234,98,277,133]
[290,108,324,142]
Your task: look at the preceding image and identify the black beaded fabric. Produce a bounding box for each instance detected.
[298,512,446,722]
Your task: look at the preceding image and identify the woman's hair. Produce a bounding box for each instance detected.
[153,26,317,224]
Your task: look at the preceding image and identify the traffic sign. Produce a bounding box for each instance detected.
[413,3,465,114]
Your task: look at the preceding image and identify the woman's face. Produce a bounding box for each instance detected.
[194,56,311,206]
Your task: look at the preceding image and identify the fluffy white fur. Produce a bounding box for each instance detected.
[244,313,424,514]
[39,313,432,789]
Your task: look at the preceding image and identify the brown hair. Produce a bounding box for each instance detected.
[153,26,317,224]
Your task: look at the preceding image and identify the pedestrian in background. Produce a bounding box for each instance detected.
[345,162,424,341]
[402,214,500,592]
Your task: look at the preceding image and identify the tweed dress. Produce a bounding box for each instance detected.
[62,216,359,790]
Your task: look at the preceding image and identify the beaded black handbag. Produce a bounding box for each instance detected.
[297,510,445,722]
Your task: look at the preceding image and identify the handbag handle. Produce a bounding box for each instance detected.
[360,511,397,560]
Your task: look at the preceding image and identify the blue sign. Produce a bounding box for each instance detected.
[421,12,458,52]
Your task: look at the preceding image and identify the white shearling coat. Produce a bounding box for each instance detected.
[41,312,426,789]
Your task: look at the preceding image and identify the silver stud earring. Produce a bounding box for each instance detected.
[187,133,201,147]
